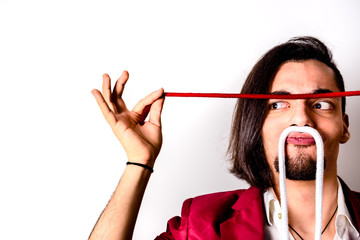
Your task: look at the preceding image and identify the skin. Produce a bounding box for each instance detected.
[262,60,350,239]
[89,71,164,240]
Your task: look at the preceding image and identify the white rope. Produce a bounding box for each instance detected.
[278,126,324,240]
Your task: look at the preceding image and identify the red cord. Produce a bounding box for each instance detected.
[139,90,360,125]
[164,91,360,99]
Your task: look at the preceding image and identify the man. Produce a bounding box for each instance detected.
[90,37,360,240]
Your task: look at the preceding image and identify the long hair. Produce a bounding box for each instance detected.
[228,36,345,190]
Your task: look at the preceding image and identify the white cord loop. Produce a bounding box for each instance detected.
[278,126,324,240]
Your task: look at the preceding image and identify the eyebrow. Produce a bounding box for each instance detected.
[312,89,334,94]
[271,88,334,95]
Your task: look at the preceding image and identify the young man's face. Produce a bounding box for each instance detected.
[261,59,350,181]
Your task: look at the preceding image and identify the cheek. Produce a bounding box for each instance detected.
[262,119,281,156]
[316,118,344,143]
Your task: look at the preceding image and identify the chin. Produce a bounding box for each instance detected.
[274,154,326,181]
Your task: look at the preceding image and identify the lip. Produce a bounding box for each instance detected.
[286,133,316,145]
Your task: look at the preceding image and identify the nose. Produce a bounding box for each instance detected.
[289,101,315,127]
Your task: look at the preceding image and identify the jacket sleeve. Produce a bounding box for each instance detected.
[154,232,175,240]
[154,189,247,240]
[154,198,193,240]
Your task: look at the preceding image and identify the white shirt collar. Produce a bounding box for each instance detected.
[336,179,360,238]
[263,186,278,227]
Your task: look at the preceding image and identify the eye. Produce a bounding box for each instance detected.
[269,102,289,110]
[313,101,334,110]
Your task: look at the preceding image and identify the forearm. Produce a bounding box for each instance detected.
[89,164,152,240]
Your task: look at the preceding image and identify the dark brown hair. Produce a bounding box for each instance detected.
[228,36,345,190]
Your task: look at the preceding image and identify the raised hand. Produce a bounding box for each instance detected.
[91,71,165,167]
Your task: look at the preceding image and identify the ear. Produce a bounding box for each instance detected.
[340,113,350,144]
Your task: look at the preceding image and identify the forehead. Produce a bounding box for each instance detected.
[270,59,339,93]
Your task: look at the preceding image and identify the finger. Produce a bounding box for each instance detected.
[133,88,165,116]
[148,97,165,127]
[113,70,129,99]
[91,89,117,128]
[102,74,115,112]
[112,70,129,111]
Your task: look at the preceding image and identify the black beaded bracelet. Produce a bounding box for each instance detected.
[126,162,154,173]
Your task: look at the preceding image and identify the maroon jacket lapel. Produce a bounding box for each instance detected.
[220,186,264,240]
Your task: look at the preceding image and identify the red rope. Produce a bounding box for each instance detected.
[164,91,360,99]
[139,90,360,125]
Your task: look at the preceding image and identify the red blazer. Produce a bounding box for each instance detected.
[156,178,360,240]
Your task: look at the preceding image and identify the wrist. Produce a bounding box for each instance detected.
[126,162,154,173]
[126,153,156,169]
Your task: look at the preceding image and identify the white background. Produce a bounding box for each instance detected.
[1,0,360,239]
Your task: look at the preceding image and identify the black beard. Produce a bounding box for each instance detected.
[274,152,326,181]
